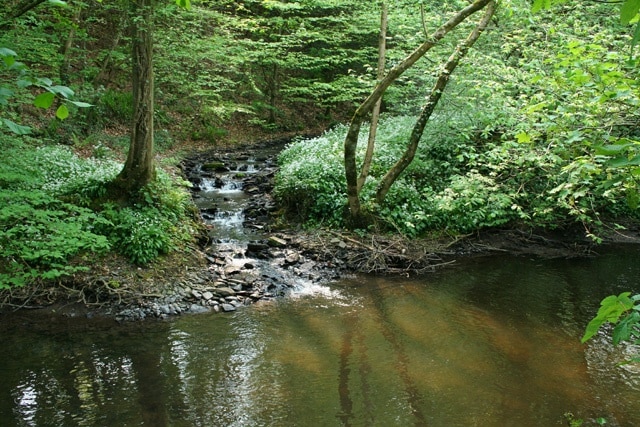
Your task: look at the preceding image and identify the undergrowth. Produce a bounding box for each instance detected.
[0,136,198,289]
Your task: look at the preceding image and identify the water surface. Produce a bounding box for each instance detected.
[1,246,639,426]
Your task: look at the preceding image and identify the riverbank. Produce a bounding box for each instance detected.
[2,140,639,322]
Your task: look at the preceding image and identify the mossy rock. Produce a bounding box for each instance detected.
[201,162,228,172]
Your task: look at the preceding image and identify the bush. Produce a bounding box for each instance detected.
[0,137,198,287]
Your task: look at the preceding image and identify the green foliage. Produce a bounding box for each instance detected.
[0,137,197,287]
[0,47,91,135]
[274,129,347,224]
[582,292,640,364]
[0,139,113,288]
[582,293,640,342]
[96,172,196,265]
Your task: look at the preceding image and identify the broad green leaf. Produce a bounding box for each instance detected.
[2,55,15,68]
[35,77,53,87]
[621,0,640,25]
[33,92,55,109]
[612,311,640,345]
[56,104,69,120]
[49,85,74,98]
[17,78,32,88]
[532,0,551,13]
[0,47,17,57]
[47,0,67,5]
[582,293,634,343]
[594,141,637,156]
[69,100,93,108]
[2,119,31,135]
[606,155,640,168]
[631,22,640,58]
[175,0,190,9]
[515,131,531,143]
[0,87,13,105]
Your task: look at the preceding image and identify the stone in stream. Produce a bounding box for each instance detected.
[214,287,236,297]
[268,236,287,247]
[189,304,209,314]
[284,250,300,265]
[221,303,236,312]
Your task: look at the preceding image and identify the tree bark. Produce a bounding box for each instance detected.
[357,2,387,193]
[343,0,494,220]
[114,0,156,195]
[375,1,497,204]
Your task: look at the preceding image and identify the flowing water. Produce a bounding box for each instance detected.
[1,246,640,426]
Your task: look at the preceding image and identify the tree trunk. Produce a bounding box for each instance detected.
[376,1,497,204]
[343,0,494,220]
[114,0,156,195]
[357,2,387,193]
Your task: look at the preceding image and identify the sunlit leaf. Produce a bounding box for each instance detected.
[33,92,55,109]
[621,0,640,25]
[69,101,93,108]
[175,0,190,9]
[582,293,634,343]
[50,85,74,98]
[515,131,531,143]
[56,104,69,120]
[531,0,551,13]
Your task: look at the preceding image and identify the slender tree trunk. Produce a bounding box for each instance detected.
[357,2,387,193]
[376,1,497,204]
[114,0,156,194]
[344,0,493,220]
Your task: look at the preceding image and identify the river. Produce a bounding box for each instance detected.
[1,245,639,426]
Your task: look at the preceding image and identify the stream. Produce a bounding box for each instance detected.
[1,150,639,426]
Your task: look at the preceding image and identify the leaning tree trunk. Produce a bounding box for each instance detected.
[114,0,156,195]
[376,1,497,204]
[343,0,494,222]
[357,2,388,193]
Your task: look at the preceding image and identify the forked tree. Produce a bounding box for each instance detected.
[343,0,497,226]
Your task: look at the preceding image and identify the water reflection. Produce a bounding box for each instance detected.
[1,246,640,426]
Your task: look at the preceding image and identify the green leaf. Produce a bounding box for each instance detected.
[33,92,55,109]
[2,118,31,135]
[621,0,640,25]
[532,0,551,13]
[56,104,69,120]
[582,293,634,343]
[515,131,532,143]
[34,77,53,87]
[47,0,67,5]
[0,47,17,57]
[606,155,640,168]
[49,85,74,98]
[69,100,93,108]
[631,22,640,58]
[175,0,190,9]
[612,311,640,345]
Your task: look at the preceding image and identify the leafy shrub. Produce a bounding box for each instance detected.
[95,171,197,265]
[275,129,348,224]
[0,137,198,287]
[99,89,134,123]
[100,205,174,265]
[0,190,111,288]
